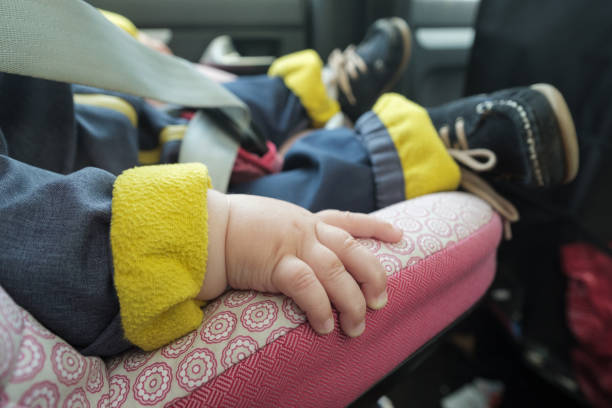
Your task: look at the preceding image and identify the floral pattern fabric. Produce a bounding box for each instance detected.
[0,192,493,407]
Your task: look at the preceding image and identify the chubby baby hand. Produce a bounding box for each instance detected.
[199,190,402,337]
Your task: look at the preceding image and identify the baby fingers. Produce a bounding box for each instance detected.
[272,255,335,335]
[304,233,367,338]
[316,210,402,243]
[315,221,388,311]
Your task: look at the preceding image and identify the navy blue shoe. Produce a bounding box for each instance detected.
[427,84,579,187]
[327,17,412,122]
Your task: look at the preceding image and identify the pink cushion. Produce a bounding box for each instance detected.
[169,192,502,407]
[0,192,501,407]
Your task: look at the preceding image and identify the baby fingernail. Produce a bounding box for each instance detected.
[349,321,366,337]
[322,318,335,334]
[371,291,388,310]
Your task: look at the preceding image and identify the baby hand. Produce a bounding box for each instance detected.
[199,191,402,337]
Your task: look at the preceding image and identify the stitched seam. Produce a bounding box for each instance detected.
[476,99,545,186]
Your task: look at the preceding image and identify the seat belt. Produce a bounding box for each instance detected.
[0,0,252,191]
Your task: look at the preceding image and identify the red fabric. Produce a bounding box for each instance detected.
[179,111,283,183]
[562,243,612,408]
[178,110,283,183]
[180,111,195,121]
[230,141,283,184]
[170,213,502,408]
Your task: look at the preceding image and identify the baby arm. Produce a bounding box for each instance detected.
[200,190,402,337]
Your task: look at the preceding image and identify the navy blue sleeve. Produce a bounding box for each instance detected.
[0,144,132,356]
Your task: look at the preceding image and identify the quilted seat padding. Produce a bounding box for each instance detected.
[0,192,501,408]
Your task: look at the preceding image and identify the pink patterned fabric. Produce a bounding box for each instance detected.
[0,192,501,408]
[169,192,502,407]
[0,286,109,407]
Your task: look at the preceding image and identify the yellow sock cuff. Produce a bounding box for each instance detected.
[373,93,460,199]
[111,163,210,350]
[268,50,340,127]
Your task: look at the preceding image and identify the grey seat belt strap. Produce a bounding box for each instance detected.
[0,0,247,191]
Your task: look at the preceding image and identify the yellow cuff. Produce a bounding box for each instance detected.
[373,93,461,199]
[100,9,139,38]
[268,50,340,127]
[111,163,211,350]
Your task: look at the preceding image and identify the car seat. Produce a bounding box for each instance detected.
[1,192,501,407]
[0,1,503,406]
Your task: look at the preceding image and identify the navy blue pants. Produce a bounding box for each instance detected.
[226,76,376,213]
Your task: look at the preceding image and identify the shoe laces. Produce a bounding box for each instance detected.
[327,45,368,105]
[439,118,520,239]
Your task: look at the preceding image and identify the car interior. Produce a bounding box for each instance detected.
[1,0,610,407]
[88,0,480,108]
